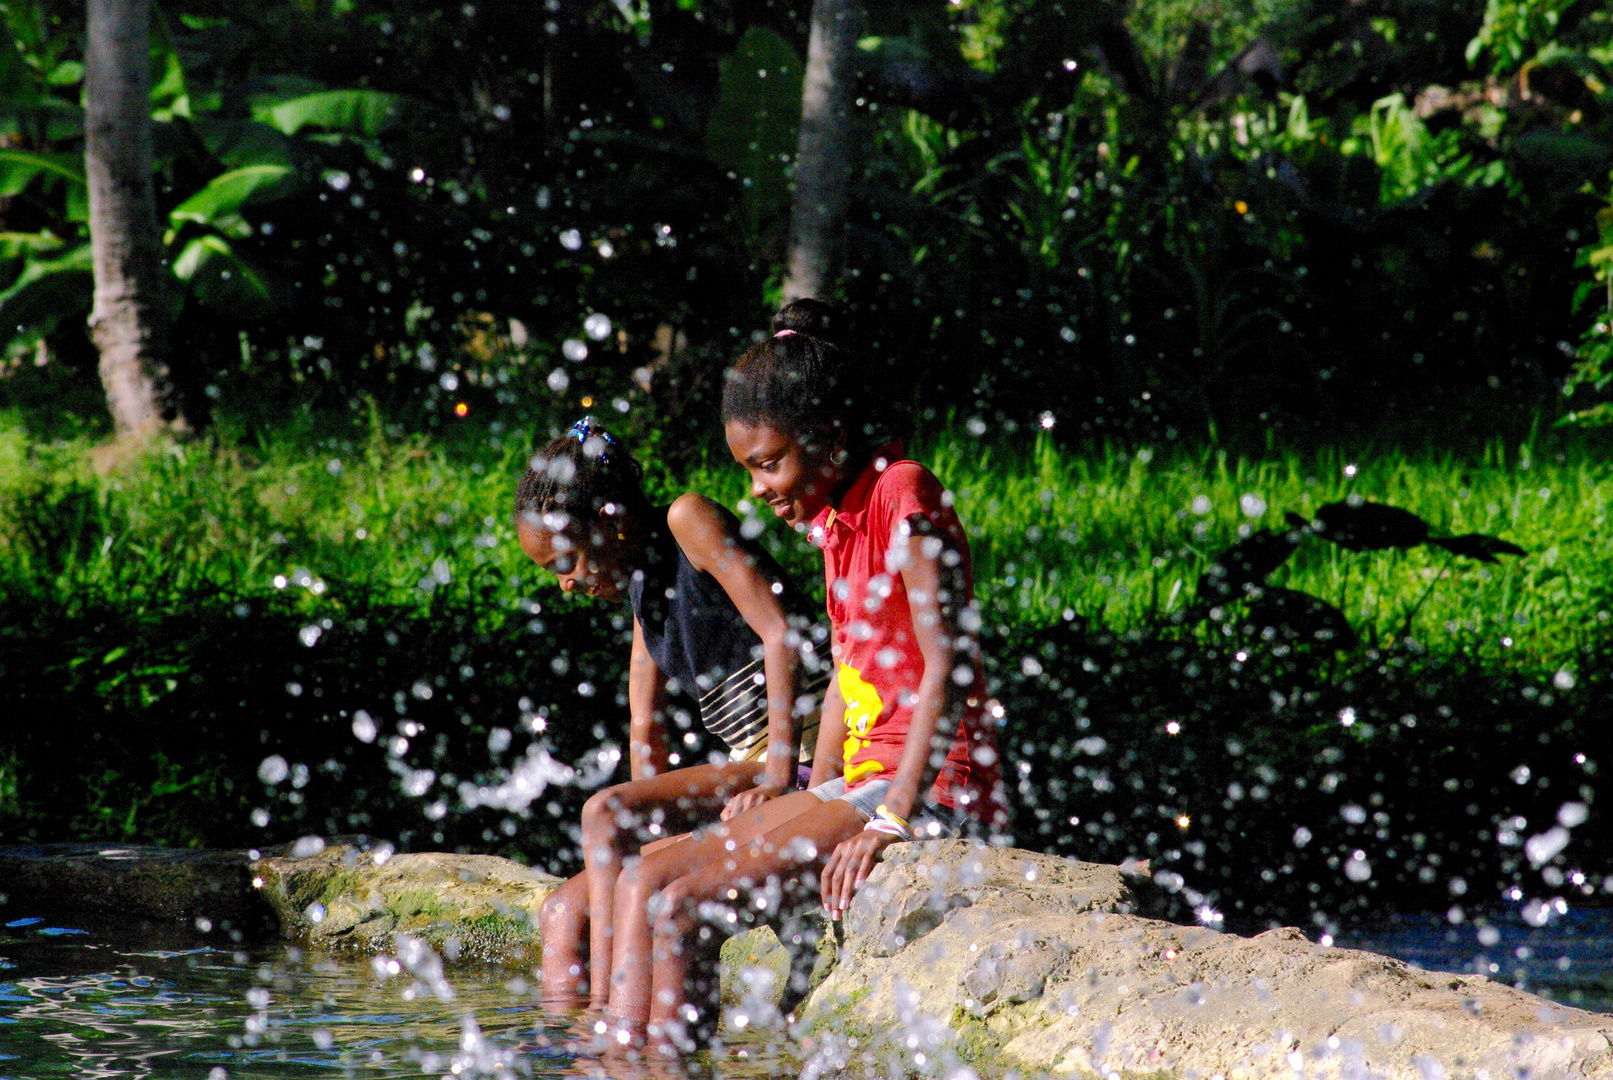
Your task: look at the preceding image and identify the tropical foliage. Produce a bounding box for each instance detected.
[1,0,1610,441]
[2,0,1612,930]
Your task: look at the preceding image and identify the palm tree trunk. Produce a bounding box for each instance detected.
[85,0,180,443]
[782,0,861,303]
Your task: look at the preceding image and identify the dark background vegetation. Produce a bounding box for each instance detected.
[2,0,1611,934]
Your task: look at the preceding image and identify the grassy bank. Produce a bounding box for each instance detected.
[2,411,1609,928]
[4,413,1606,666]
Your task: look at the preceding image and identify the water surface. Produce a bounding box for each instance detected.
[4,907,1610,1080]
[0,916,798,1080]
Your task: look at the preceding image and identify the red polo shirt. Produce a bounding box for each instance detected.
[810,449,1002,820]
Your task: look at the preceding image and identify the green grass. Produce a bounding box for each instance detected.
[0,408,535,607]
[687,429,1613,672]
[932,432,1613,670]
[4,411,1609,673]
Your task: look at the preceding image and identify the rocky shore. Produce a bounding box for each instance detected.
[4,838,1609,1078]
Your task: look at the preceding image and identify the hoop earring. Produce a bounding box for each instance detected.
[830,449,848,465]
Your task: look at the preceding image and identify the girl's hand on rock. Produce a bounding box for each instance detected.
[820,830,898,919]
[720,781,787,820]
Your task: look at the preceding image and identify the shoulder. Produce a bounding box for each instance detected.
[666,492,742,573]
[869,460,947,515]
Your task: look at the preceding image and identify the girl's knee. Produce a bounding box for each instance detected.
[579,789,624,841]
[649,875,713,941]
[613,861,657,916]
[541,874,587,931]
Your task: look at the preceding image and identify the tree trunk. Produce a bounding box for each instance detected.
[85,0,180,443]
[782,0,861,303]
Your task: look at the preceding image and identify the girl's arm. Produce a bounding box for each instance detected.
[665,493,802,816]
[807,671,846,790]
[628,614,671,781]
[821,512,967,918]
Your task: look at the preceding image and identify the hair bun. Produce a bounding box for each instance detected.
[771,297,843,344]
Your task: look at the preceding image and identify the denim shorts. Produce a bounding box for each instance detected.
[808,777,961,839]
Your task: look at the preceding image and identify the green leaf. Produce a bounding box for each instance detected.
[704,26,802,239]
[46,60,83,87]
[0,242,93,338]
[1555,401,1613,427]
[195,119,299,171]
[251,89,405,138]
[0,231,65,259]
[0,149,86,197]
[1313,500,1431,551]
[169,165,296,228]
[171,234,287,317]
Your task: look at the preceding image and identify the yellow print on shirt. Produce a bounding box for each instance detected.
[837,661,886,786]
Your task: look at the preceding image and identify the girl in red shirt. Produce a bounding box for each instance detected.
[606,300,1006,1049]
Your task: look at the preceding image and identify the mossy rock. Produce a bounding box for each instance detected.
[253,842,837,1009]
[253,843,562,965]
[719,915,838,1013]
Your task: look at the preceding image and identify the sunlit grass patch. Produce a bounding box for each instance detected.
[0,410,536,608]
[3,414,1607,671]
[920,431,1613,671]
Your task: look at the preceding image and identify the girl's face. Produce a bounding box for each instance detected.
[517,513,631,603]
[725,420,842,528]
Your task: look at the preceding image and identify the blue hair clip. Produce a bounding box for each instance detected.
[568,417,617,461]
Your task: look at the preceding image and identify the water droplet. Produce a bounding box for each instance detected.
[1525,826,1569,866]
[291,835,326,858]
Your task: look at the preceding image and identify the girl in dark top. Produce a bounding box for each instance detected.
[516,418,832,1006]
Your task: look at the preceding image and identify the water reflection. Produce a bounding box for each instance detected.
[0,918,801,1079]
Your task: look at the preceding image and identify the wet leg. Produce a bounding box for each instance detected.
[648,797,862,1038]
[538,870,590,1002]
[579,762,761,1008]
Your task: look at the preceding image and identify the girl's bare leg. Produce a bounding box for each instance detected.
[538,871,591,1001]
[648,798,863,1038]
[607,791,859,1033]
[577,761,763,1005]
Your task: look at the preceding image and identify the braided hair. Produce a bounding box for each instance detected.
[514,417,649,540]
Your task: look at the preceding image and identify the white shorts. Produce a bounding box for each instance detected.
[807,776,961,838]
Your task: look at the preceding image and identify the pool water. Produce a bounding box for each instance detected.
[0,916,799,1080]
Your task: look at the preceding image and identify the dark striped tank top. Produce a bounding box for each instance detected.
[628,514,828,763]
